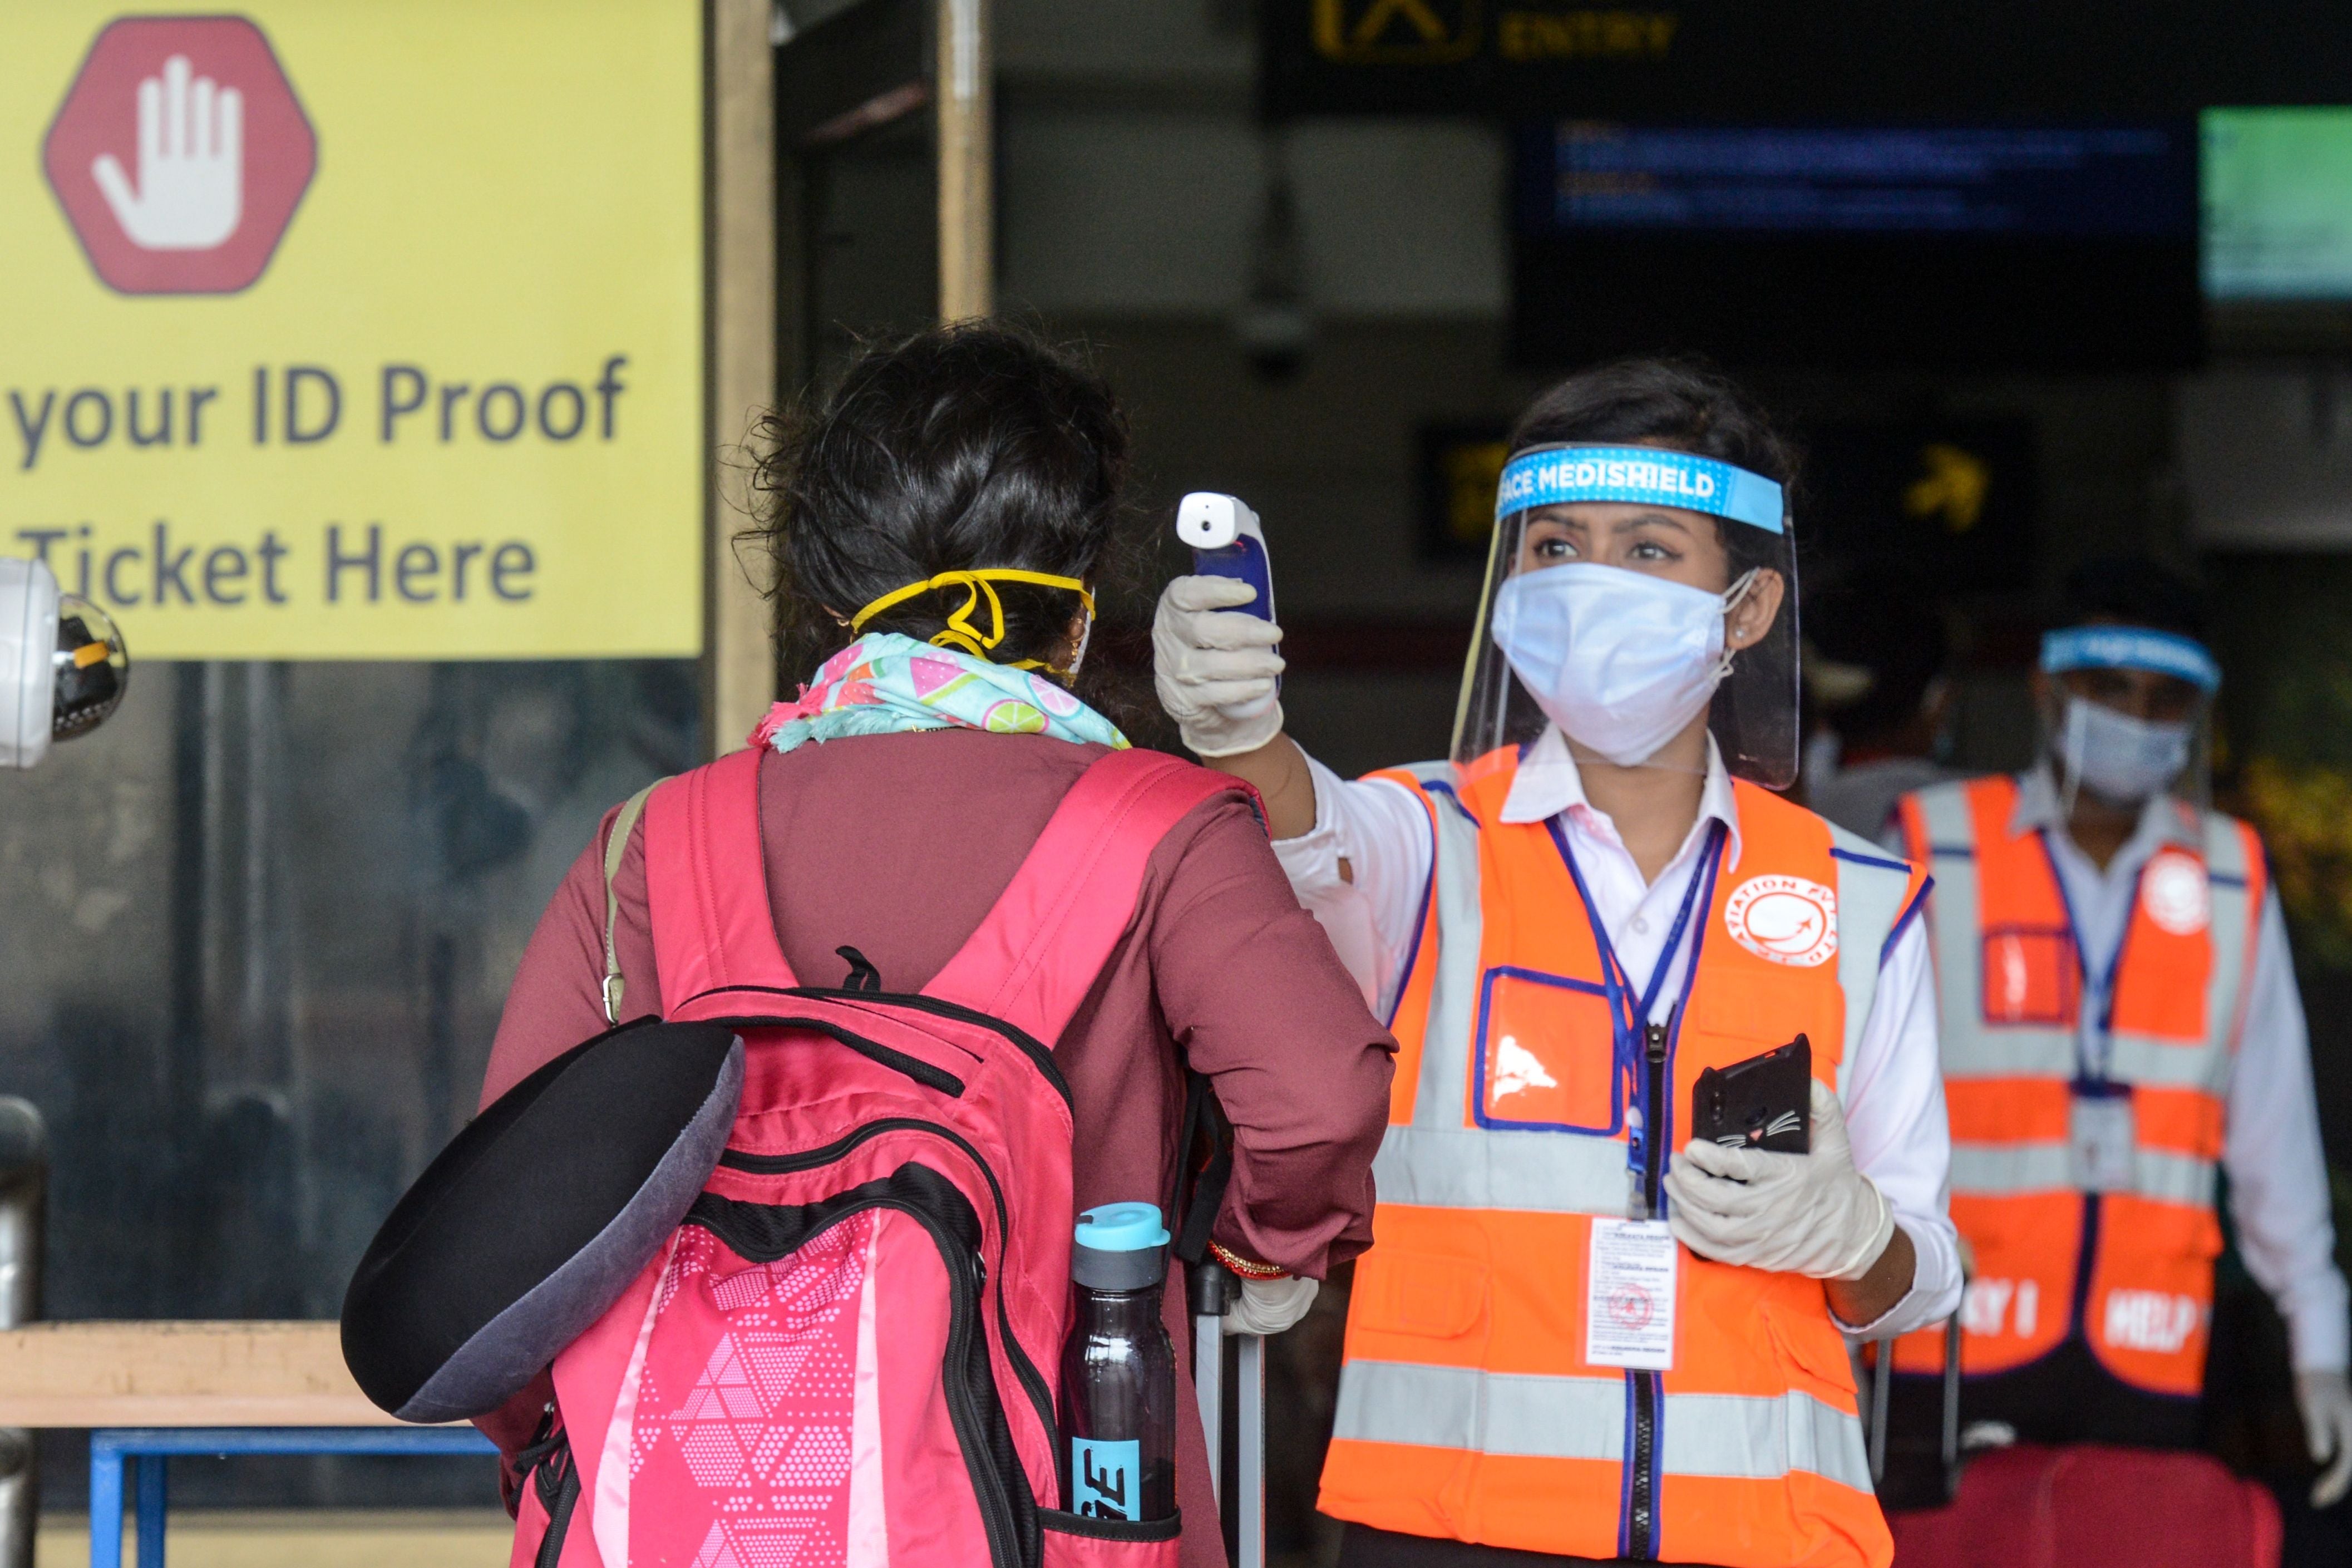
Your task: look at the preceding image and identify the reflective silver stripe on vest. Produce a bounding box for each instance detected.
[1947,1139,2072,1194]
[1826,821,1914,1101]
[1332,1359,1872,1492]
[2202,815,2255,1061]
[1334,1359,1625,1462]
[1948,1140,2217,1207]
[1663,1390,1872,1491]
[2137,1147,2221,1206]
[2109,1032,2231,1093]
[1911,784,1987,1066]
[1940,1028,2077,1082]
[1404,762,1485,1135]
[1373,1124,1630,1214]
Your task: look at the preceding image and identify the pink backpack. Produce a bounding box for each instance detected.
[509,743,1239,1568]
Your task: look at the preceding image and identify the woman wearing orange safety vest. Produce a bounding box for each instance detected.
[1883,559,2352,1512]
[1153,359,1964,1567]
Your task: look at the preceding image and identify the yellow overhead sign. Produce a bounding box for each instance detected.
[1,1,704,660]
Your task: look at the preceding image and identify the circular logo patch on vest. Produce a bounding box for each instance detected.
[1608,1281,1654,1330]
[2141,850,2210,936]
[1723,875,1840,968]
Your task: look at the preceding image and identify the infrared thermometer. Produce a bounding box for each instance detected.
[1176,492,1275,622]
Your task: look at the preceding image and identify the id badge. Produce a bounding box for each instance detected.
[1586,1219,1678,1370]
[2069,1088,2136,1193]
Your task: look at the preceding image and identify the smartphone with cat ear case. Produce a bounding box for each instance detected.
[1692,1034,1812,1155]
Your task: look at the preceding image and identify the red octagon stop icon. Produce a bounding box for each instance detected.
[43,15,316,295]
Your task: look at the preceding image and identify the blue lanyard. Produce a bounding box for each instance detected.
[2036,828,2144,1083]
[1551,819,1727,1066]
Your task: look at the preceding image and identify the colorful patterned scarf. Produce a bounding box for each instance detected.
[749,633,1131,756]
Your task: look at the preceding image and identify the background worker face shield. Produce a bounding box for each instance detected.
[1452,442,1801,787]
[2034,623,2217,819]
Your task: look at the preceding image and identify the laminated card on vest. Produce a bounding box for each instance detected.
[1585,1219,1677,1370]
[2069,1086,2136,1194]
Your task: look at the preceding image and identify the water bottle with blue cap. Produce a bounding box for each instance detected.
[1061,1201,1177,1522]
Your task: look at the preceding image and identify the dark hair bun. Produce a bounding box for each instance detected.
[1508,356,1797,490]
[756,323,1131,683]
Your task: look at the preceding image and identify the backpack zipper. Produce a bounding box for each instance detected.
[681,983,1073,1107]
[718,1118,1061,1486]
[693,1010,967,1096]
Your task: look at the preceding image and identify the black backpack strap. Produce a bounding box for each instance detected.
[1170,1070,1232,1268]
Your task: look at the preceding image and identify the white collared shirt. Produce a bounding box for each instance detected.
[1276,727,1963,1339]
[1942,767,2349,1373]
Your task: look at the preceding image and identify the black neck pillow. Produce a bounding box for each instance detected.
[342,1017,743,1423]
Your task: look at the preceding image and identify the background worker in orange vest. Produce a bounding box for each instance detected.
[1887,558,2352,1511]
[1155,358,1964,1568]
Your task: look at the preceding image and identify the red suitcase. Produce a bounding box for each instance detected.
[1887,1443,2282,1568]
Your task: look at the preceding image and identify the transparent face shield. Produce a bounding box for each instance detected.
[2035,624,2216,822]
[1451,443,1801,788]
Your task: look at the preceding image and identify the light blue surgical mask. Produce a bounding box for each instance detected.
[2059,696,2192,804]
[1490,564,1754,767]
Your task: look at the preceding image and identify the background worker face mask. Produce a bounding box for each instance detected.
[1489,563,1757,767]
[2037,623,2219,813]
[2058,696,2193,805]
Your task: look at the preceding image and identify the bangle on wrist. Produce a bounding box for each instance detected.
[1209,1241,1288,1280]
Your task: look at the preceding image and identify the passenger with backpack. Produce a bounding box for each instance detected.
[467,324,1395,1567]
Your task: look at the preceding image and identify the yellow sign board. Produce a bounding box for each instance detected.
[1,1,704,659]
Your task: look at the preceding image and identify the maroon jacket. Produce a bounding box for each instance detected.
[476,729,1395,1566]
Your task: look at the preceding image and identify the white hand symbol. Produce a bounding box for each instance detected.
[91,55,243,251]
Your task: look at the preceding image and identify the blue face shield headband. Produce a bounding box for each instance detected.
[1494,444,1786,533]
[2040,625,2221,694]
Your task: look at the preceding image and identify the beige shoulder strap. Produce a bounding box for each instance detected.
[601,781,663,1024]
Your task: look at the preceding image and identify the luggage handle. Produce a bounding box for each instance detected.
[1852,1310,1964,1495]
[1172,1072,1265,1568]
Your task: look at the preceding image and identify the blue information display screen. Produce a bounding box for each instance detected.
[1509,121,2202,372]
[1530,125,2196,239]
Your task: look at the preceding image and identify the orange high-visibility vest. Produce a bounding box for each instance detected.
[1318,748,1930,1568]
[1890,775,2265,1396]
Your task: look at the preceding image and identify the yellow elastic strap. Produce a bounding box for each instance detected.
[847,569,1096,664]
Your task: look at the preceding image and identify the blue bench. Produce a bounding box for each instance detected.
[87,1426,500,1568]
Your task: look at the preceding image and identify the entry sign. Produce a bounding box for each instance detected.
[1,4,704,659]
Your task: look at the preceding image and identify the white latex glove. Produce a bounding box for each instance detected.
[2297,1369,2352,1508]
[1226,1274,1318,1335]
[1152,575,1285,758]
[1661,1078,1896,1281]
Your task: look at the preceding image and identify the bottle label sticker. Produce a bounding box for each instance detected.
[1586,1217,1679,1370]
[1072,1437,1142,1520]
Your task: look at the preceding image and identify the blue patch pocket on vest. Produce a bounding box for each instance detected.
[1979,925,2080,1027]
[1473,966,1624,1133]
